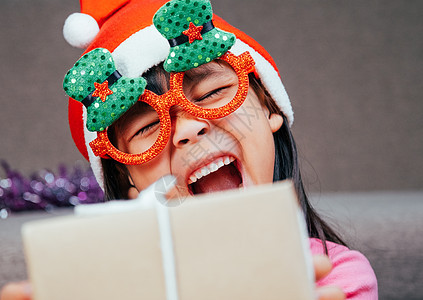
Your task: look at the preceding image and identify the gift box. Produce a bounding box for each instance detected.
[22,180,314,300]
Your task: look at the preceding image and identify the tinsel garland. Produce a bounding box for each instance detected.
[0,161,104,219]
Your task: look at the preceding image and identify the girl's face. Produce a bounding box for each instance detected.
[114,60,283,198]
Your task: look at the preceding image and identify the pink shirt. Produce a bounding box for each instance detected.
[310,238,378,299]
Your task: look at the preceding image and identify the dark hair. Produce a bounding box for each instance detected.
[249,75,347,251]
[102,64,346,252]
[273,117,347,250]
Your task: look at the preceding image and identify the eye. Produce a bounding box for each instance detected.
[195,84,238,103]
[133,119,160,138]
[196,87,225,102]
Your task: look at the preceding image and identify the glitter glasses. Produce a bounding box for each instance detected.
[89,51,255,165]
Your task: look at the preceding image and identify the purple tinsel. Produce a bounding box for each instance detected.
[0,161,104,218]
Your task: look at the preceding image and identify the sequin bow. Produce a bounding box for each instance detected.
[63,48,147,132]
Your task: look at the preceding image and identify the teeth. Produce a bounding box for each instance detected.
[209,162,218,172]
[188,155,236,185]
[189,175,198,184]
[201,167,210,177]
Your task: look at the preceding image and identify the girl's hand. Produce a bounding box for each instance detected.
[0,281,31,300]
[314,255,346,300]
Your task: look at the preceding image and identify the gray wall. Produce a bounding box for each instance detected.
[1,0,422,192]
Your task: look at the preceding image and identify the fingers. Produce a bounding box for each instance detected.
[316,285,346,300]
[0,281,32,300]
[313,255,333,281]
[313,255,346,300]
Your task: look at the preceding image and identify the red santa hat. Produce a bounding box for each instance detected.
[63,0,293,189]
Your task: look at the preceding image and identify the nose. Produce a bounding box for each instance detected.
[172,112,210,147]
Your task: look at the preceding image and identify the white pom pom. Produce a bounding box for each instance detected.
[63,13,100,49]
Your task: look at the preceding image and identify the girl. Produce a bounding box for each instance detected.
[1,0,377,299]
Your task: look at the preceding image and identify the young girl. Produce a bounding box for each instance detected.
[1,0,377,299]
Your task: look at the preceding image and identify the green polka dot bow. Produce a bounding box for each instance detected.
[63,48,147,132]
[153,0,236,72]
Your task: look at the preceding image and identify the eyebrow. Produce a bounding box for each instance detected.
[183,61,226,83]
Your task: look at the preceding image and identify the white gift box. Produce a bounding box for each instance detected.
[22,180,314,300]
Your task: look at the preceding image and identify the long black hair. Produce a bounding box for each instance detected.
[249,74,347,250]
[273,116,347,249]
[101,65,347,252]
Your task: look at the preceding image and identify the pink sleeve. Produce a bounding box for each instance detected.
[310,238,378,300]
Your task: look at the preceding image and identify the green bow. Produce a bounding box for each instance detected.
[63,48,147,132]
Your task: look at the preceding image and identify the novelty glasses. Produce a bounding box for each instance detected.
[90,51,255,165]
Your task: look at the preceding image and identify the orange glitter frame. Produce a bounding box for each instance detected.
[89,51,255,165]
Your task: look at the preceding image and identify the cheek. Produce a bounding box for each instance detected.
[242,91,276,182]
[126,148,172,190]
[243,127,275,184]
[220,88,276,183]
[224,88,271,140]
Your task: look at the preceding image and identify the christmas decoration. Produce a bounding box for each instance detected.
[153,0,236,72]
[0,161,104,218]
[63,12,100,49]
[89,51,255,165]
[63,48,147,132]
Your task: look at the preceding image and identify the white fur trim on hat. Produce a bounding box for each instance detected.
[63,13,100,49]
[231,40,294,126]
[83,108,105,189]
[112,25,170,77]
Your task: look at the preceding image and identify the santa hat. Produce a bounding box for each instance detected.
[63,0,293,189]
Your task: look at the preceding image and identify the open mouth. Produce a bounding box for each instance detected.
[187,155,243,195]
